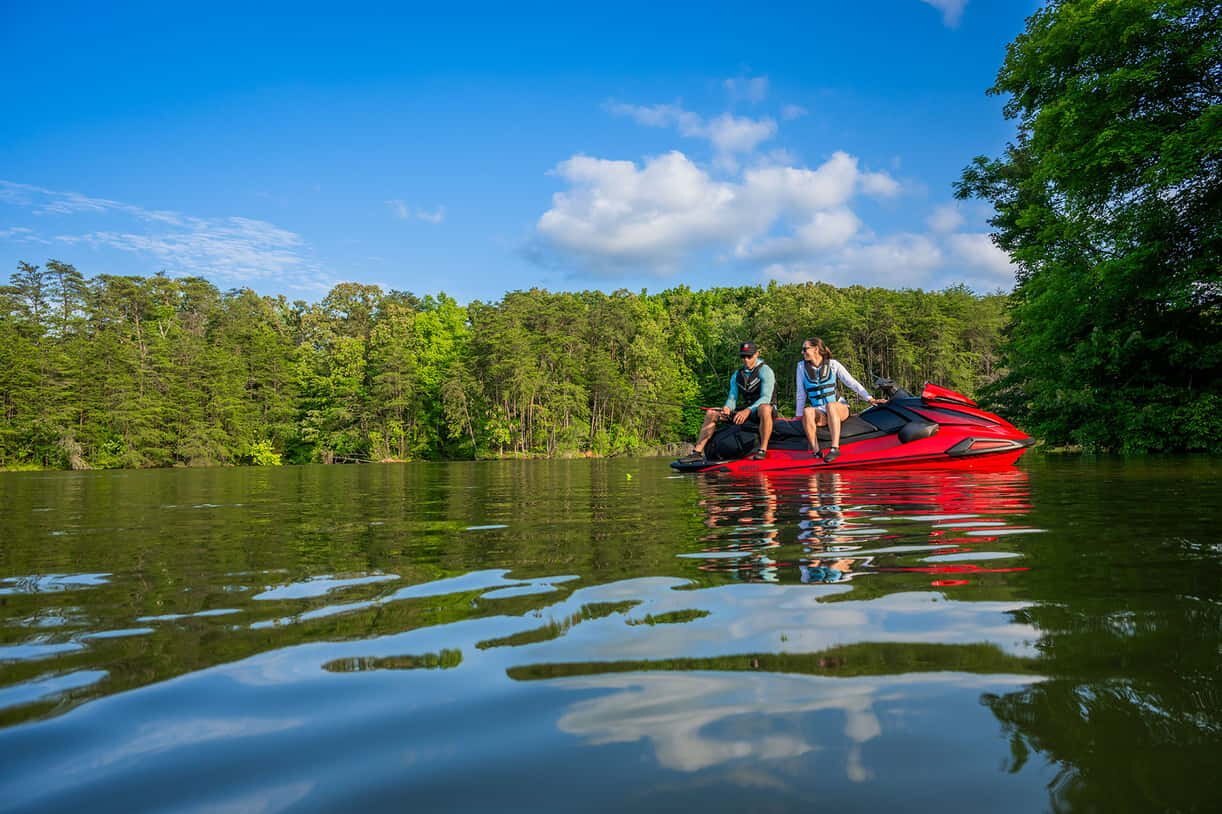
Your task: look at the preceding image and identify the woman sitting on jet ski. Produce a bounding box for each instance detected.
[796,338,884,463]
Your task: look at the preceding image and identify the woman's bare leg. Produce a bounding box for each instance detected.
[803,407,826,455]
[828,403,850,449]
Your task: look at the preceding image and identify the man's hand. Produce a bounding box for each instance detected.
[733,408,751,425]
[868,397,887,405]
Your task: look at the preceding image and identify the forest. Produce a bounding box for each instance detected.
[0,265,1007,468]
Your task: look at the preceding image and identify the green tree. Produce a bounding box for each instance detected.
[957,0,1222,451]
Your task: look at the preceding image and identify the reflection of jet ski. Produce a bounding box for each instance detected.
[671,380,1034,474]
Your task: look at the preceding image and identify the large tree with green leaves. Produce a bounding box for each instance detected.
[957,0,1222,452]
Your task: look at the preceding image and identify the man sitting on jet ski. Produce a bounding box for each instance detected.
[797,337,885,463]
[679,341,778,463]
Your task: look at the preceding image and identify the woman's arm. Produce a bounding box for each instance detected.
[795,363,806,415]
[833,361,873,401]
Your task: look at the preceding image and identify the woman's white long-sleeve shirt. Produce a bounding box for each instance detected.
[795,359,872,415]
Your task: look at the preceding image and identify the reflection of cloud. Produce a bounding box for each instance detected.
[556,672,820,772]
[184,781,315,814]
[554,671,1032,777]
[83,717,303,772]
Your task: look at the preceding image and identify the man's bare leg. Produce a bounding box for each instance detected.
[758,405,774,452]
[693,409,723,455]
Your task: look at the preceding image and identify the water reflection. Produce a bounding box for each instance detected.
[0,459,1218,812]
[687,469,1037,589]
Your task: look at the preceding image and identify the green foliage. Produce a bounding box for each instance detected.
[958,0,1221,453]
[0,263,1011,468]
[246,440,283,466]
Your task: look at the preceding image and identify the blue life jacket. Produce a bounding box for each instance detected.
[801,360,838,409]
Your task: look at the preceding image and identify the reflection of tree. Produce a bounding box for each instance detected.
[508,641,1038,681]
[984,678,1221,813]
[979,600,1222,813]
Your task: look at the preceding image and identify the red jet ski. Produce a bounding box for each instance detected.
[671,378,1034,475]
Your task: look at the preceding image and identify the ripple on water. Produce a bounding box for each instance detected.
[253,574,400,601]
[0,641,85,663]
[136,609,242,623]
[0,669,107,711]
[0,574,110,595]
[248,570,581,630]
[79,628,155,641]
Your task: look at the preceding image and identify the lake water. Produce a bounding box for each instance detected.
[0,457,1218,813]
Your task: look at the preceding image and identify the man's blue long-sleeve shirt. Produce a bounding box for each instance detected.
[724,361,775,412]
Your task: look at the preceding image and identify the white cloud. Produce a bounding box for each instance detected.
[927,203,965,233]
[703,113,778,157]
[724,75,769,103]
[605,102,777,169]
[920,0,967,27]
[605,102,690,130]
[535,95,1016,292]
[416,206,445,224]
[763,234,945,288]
[736,209,863,263]
[535,149,903,276]
[765,230,1016,291]
[1,180,329,292]
[537,152,743,270]
[386,200,444,224]
[741,153,860,212]
[0,225,51,244]
[860,171,901,198]
[781,104,809,121]
[947,232,1015,284]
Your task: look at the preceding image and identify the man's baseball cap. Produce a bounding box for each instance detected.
[739,342,758,356]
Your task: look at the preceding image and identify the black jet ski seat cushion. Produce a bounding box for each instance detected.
[703,414,888,460]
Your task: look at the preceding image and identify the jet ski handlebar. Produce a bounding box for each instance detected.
[872,376,912,400]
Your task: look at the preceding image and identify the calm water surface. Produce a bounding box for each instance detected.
[0,458,1218,812]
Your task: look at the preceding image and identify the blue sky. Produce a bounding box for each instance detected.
[1,0,1041,302]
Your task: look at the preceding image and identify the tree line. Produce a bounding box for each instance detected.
[0,264,1007,468]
